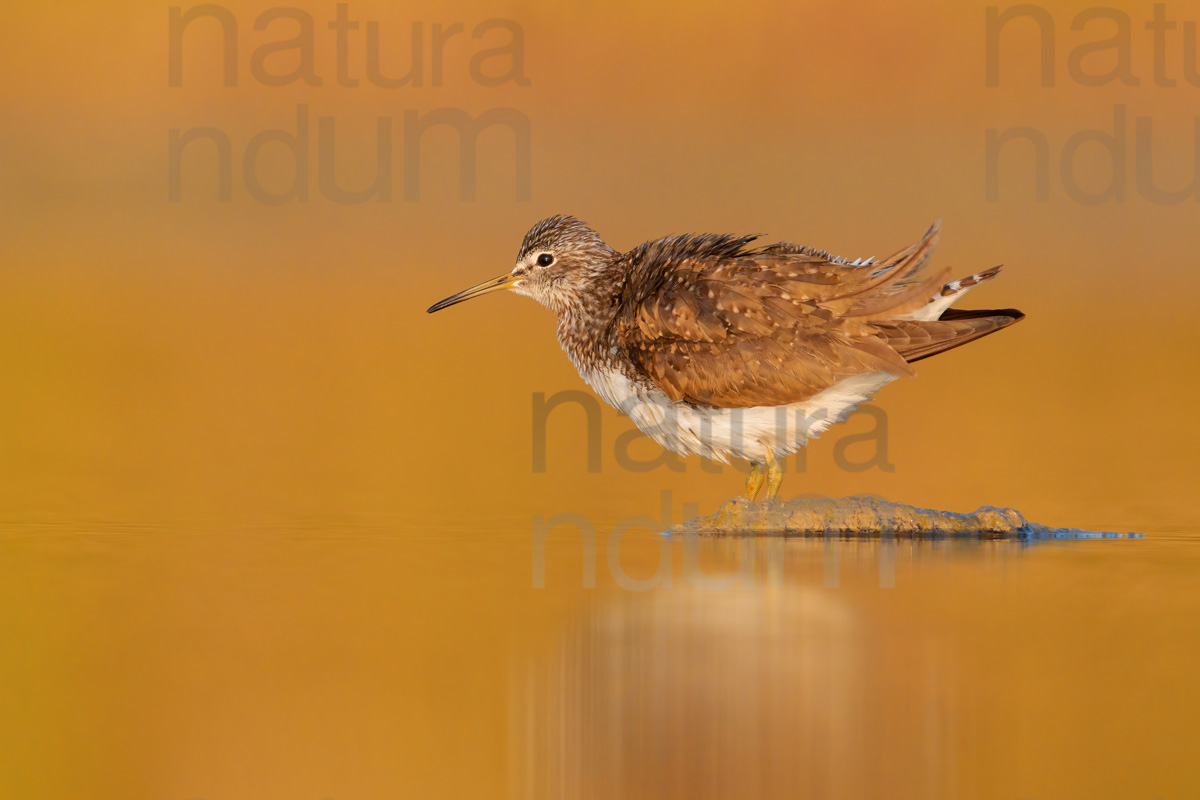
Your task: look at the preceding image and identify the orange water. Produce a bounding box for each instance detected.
[3,523,1197,799]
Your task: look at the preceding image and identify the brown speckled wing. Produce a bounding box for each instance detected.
[613,226,950,409]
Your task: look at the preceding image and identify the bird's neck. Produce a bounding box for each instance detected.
[554,265,625,375]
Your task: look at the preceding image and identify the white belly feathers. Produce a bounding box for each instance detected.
[578,367,894,464]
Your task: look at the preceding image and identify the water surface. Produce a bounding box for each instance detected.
[2,518,1195,799]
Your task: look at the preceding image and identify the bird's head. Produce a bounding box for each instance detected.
[427,215,617,315]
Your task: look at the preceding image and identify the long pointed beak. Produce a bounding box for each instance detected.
[427,273,520,313]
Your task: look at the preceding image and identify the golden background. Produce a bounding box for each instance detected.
[1,1,1198,798]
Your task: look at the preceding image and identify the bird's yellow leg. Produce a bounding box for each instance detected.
[745,462,765,501]
[764,447,784,503]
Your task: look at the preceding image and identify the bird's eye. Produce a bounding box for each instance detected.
[536,253,554,267]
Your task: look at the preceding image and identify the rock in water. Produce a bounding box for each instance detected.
[670,496,1133,539]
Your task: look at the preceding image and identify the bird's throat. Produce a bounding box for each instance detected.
[554,274,624,374]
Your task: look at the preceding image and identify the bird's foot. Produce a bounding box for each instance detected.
[744,462,765,501]
[763,447,784,503]
[714,496,778,532]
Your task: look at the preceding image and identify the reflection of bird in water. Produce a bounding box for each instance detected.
[428,217,1023,501]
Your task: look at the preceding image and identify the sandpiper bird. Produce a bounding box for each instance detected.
[428,216,1023,502]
